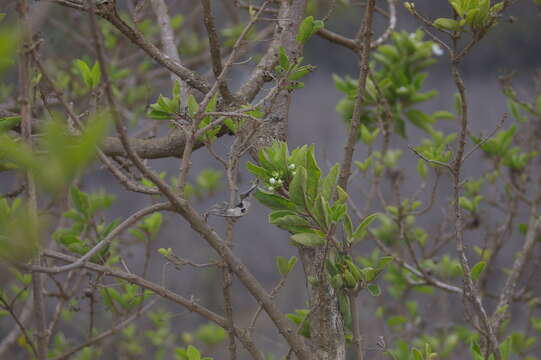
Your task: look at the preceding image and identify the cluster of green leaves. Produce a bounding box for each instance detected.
[247,142,353,247]
[286,309,311,338]
[130,212,163,243]
[248,142,395,338]
[502,82,541,122]
[470,338,514,360]
[296,16,324,45]
[275,255,298,277]
[118,306,226,359]
[147,80,184,120]
[472,125,538,171]
[0,269,32,318]
[0,114,109,192]
[53,187,119,263]
[175,345,213,360]
[387,342,437,360]
[355,149,405,179]
[433,0,504,32]
[414,129,457,168]
[142,167,223,200]
[191,323,227,346]
[334,30,454,137]
[73,59,101,91]
[147,81,250,137]
[176,322,228,360]
[100,282,153,312]
[327,252,392,327]
[0,114,21,133]
[275,47,316,90]
[144,309,176,359]
[44,329,102,360]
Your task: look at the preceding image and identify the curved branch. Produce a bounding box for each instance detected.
[41,250,266,360]
[52,0,211,94]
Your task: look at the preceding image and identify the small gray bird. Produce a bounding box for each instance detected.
[204,181,258,220]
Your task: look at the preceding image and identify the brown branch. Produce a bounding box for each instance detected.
[449,32,501,359]
[32,202,171,274]
[492,209,541,329]
[348,290,363,360]
[51,298,158,360]
[53,0,211,94]
[149,0,188,98]
[39,250,266,360]
[0,295,37,358]
[337,0,376,191]
[17,1,48,358]
[200,0,234,103]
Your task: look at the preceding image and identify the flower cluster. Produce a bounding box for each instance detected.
[267,164,296,192]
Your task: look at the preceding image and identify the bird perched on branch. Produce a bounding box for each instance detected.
[204,180,258,220]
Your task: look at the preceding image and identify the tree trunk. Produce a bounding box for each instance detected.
[300,247,346,360]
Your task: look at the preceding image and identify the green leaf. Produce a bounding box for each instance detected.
[470,261,486,281]
[186,345,201,360]
[305,145,321,201]
[290,232,325,247]
[321,164,340,201]
[90,62,101,88]
[270,214,312,233]
[74,59,92,88]
[297,16,314,44]
[406,109,434,131]
[499,336,512,360]
[70,187,89,216]
[245,162,268,180]
[412,348,423,360]
[278,46,289,70]
[0,116,21,132]
[254,190,296,211]
[276,256,289,276]
[507,99,526,123]
[432,110,455,120]
[459,196,474,212]
[377,256,394,269]
[351,213,379,241]
[367,283,381,296]
[289,64,315,81]
[312,195,330,230]
[187,94,199,116]
[288,166,307,208]
[287,256,297,273]
[417,159,428,180]
[433,18,460,31]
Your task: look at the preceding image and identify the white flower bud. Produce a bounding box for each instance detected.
[432,44,444,56]
[269,178,277,184]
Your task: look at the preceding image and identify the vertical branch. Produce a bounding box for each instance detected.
[221,141,244,360]
[348,292,363,360]
[450,46,500,359]
[87,0,183,208]
[201,0,234,103]
[150,0,188,98]
[16,1,47,359]
[337,0,376,191]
